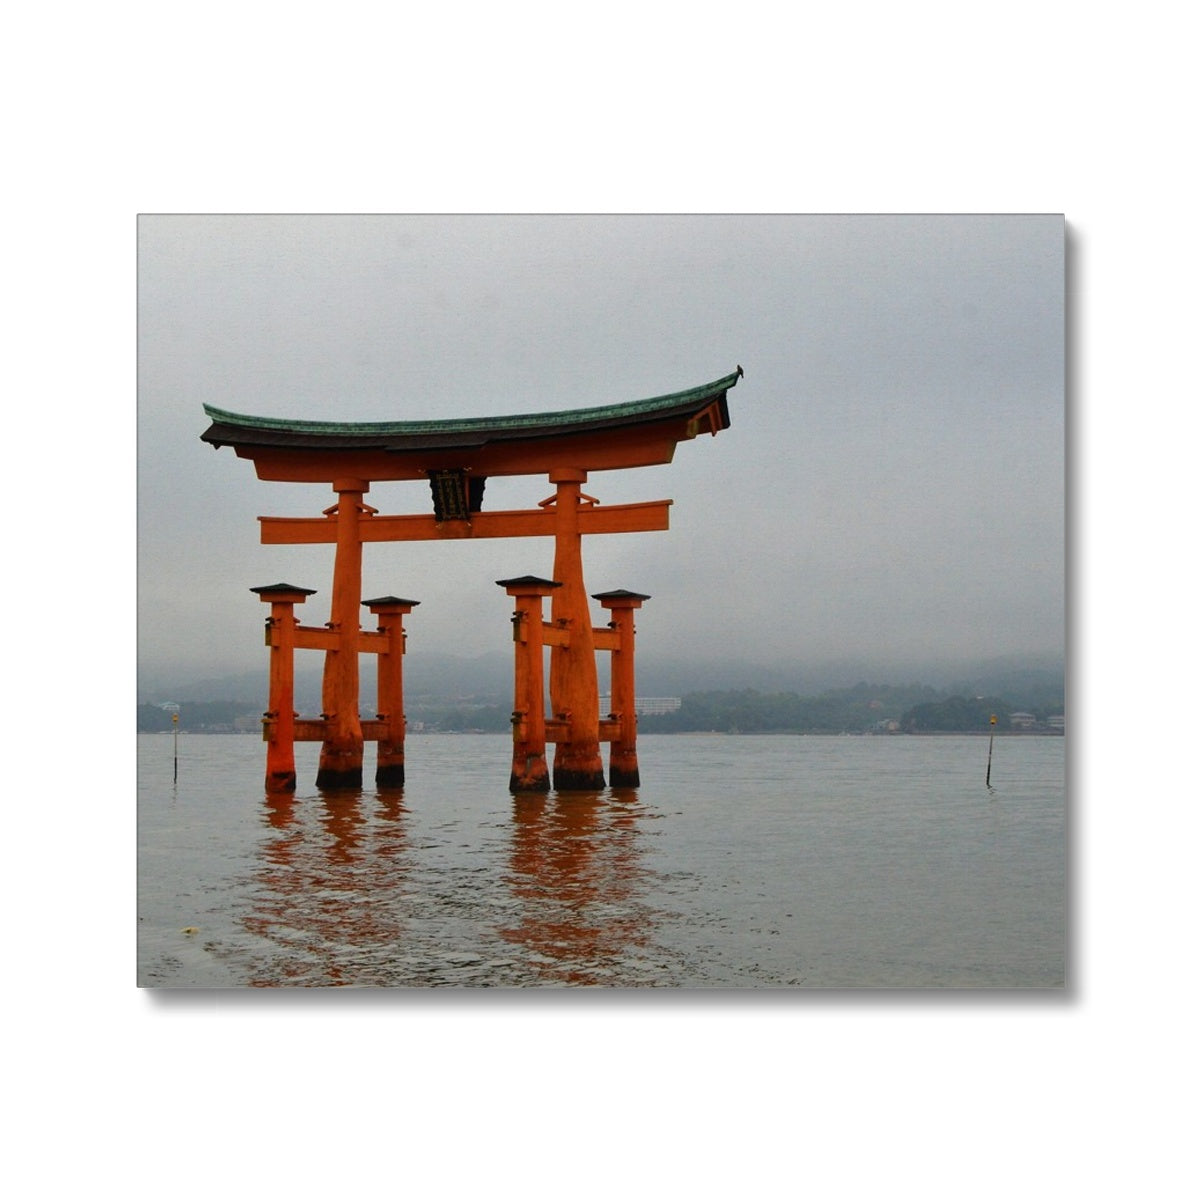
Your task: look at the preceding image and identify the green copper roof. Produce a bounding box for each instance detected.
[202,369,741,446]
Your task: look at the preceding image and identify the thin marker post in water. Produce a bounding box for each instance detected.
[172,710,179,781]
[986,713,996,790]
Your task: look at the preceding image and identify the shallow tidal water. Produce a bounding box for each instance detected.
[137,732,1066,988]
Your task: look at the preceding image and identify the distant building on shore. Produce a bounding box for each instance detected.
[1009,711,1065,733]
[599,695,682,716]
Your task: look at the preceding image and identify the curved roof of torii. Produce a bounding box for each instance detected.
[200,368,741,482]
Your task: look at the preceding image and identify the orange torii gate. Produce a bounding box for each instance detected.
[201,367,740,793]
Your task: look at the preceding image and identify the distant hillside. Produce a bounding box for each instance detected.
[139,651,1063,715]
[139,652,514,710]
[631,653,1063,699]
[941,662,1066,711]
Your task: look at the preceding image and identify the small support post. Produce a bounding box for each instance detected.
[363,596,420,788]
[497,577,560,792]
[317,477,369,789]
[251,583,317,793]
[593,589,650,787]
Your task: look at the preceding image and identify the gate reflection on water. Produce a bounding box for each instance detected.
[503,791,651,983]
[238,784,665,987]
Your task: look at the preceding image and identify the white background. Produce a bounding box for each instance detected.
[6,3,1192,1196]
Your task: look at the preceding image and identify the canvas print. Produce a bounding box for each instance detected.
[137,214,1065,988]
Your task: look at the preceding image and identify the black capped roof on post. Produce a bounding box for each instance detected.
[591,589,651,602]
[250,582,317,596]
[361,595,420,608]
[496,576,562,589]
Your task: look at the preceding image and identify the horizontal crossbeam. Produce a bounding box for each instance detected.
[268,625,393,654]
[259,500,672,545]
[544,717,622,743]
[288,718,394,742]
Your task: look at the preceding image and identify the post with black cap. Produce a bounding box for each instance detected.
[497,576,561,792]
[363,596,419,788]
[594,589,650,787]
[251,583,317,793]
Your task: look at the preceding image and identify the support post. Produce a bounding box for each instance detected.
[498,577,560,792]
[252,583,317,793]
[546,469,606,790]
[594,589,650,787]
[317,477,369,789]
[363,595,419,788]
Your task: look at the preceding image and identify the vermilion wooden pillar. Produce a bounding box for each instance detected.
[317,477,369,789]
[594,589,650,787]
[547,469,606,790]
[498,576,560,792]
[252,583,317,793]
[363,595,419,788]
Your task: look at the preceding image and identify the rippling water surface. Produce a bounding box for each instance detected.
[137,733,1065,988]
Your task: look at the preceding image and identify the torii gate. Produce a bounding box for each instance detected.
[201,367,740,793]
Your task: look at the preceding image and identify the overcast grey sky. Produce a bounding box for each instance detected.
[137,214,1063,688]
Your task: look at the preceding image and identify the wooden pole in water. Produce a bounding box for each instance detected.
[172,710,179,781]
[986,713,996,788]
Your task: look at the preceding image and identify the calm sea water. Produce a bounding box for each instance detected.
[137,732,1065,988]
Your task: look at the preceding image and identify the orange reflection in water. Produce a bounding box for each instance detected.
[243,782,654,986]
[501,789,653,984]
[245,787,410,986]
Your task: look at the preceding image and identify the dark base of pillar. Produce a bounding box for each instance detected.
[317,741,364,790]
[608,764,641,788]
[375,763,405,788]
[608,747,640,788]
[265,771,297,793]
[315,766,364,790]
[510,773,552,793]
[553,764,607,791]
[510,753,551,793]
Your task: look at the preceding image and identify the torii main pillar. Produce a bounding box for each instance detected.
[546,468,605,790]
[316,477,370,789]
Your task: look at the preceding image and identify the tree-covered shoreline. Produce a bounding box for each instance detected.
[138,680,1063,736]
[636,684,1062,735]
